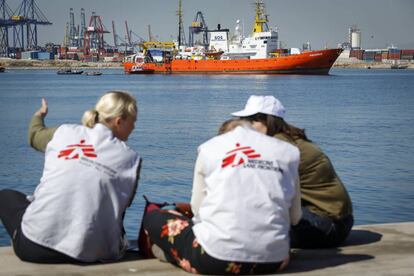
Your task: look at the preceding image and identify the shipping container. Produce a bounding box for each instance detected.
[350,49,364,59]
[388,53,401,60]
[374,53,382,61]
[401,49,414,55]
[381,52,389,59]
[21,51,39,60]
[400,54,413,60]
[37,52,54,60]
[363,51,376,60]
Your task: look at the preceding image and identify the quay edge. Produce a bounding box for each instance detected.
[0,222,413,276]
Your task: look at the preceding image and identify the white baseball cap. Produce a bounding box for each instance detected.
[231,95,286,118]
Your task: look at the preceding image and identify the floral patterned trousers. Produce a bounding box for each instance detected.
[143,209,282,275]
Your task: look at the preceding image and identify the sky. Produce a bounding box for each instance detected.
[6,0,414,50]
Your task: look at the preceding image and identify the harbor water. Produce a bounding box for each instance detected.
[0,68,413,246]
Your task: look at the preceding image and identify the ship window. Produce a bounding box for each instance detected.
[263,41,267,44]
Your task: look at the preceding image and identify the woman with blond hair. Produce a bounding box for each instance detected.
[0,91,141,263]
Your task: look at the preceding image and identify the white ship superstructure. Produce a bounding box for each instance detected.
[209,1,278,60]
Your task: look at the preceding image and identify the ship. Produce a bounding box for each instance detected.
[123,1,342,75]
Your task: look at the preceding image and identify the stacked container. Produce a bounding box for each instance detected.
[374,52,382,61]
[21,51,39,60]
[400,50,414,60]
[37,52,54,60]
[388,49,401,60]
[363,51,376,61]
[350,49,364,60]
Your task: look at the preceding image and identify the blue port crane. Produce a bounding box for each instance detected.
[0,0,13,56]
[12,0,52,50]
[0,0,51,57]
[188,11,209,48]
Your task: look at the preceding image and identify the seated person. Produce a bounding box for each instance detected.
[232,95,353,248]
[143,118,301,274]
[0,91,141,263]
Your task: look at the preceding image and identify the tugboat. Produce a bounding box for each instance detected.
[123,0,342,75]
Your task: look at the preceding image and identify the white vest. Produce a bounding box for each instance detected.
[192,125,300,263]
[22,124,140,262]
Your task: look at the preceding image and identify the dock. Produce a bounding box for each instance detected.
[0,222,413,275]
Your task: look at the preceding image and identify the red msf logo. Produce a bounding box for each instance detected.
[222,143,261,168]
[58,139,97,160]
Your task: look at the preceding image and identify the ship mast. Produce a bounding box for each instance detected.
[177,0,186,47]
[252,0,269,33]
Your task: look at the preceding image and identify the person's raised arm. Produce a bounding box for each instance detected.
[28,98,58,153]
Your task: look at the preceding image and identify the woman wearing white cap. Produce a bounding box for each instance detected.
[0,91,141,263]
[143,118,302,274]
[231,95,353,248]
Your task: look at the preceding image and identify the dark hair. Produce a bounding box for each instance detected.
[218,118,250,135]
[244,113,310,142]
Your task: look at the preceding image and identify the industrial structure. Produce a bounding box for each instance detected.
[0,0,51,57]
[176,0,186,47]
[61,8,144,61]
[0,0,13,56]
[83,12,109,56]
[349,25,361,49]
[188,11,209,48]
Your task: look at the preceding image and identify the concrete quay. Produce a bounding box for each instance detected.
[0,222,413,276]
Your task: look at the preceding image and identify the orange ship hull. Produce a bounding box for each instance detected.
[123,49,342,75]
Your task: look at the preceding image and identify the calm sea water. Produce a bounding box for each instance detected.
[0,68,413,246]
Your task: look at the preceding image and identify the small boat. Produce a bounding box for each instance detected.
[57,69,84,75]
[84,71,102,76]
[390,63,408,69]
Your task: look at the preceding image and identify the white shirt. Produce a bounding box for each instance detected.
[191,125,301,263]
[22,123,140,262]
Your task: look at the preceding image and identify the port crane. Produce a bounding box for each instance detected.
[188,11,209,48]
[0,0,51,57]
[0,0,13,56]
[83,12,109,57]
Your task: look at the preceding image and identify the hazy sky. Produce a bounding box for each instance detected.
[6,0,414,49]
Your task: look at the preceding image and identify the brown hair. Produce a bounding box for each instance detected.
[244,113,310,142]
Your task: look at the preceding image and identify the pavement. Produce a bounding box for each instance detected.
[0,222,413,275]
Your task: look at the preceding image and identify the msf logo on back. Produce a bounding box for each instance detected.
[58,139,97,160]
[222,143,261,168]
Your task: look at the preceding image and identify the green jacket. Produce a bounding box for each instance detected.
[28,115,58,152]
[275,133,353,220]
